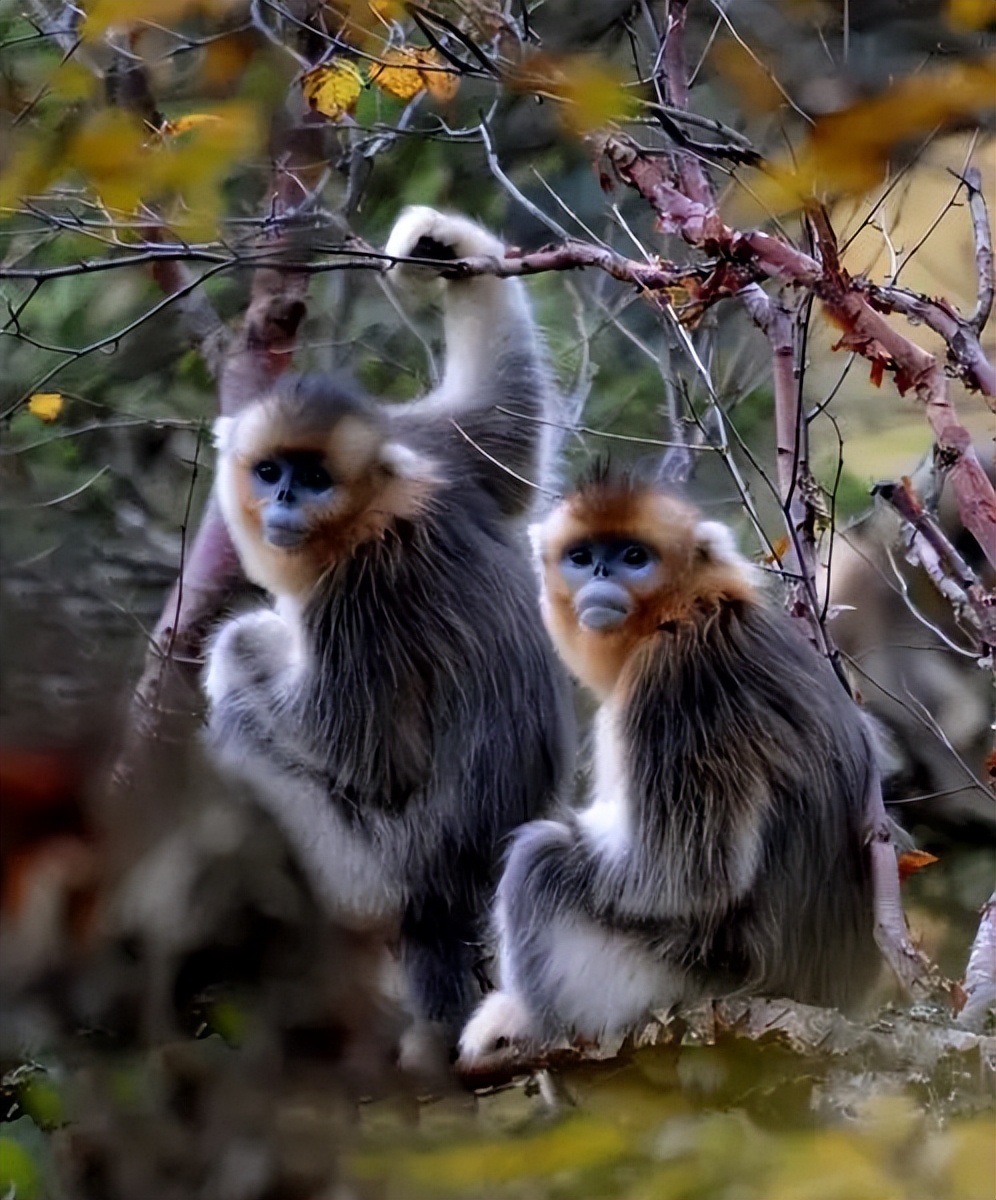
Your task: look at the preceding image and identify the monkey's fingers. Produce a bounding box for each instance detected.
[384,206,505,275]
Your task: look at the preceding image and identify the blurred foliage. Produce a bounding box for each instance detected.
[352,1081,995,1200]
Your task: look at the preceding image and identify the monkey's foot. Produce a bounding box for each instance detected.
[384,206,505,275]
[457,989,536,1067]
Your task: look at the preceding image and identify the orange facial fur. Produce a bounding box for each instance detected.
[537,480,757,700]
[217,394,440,599]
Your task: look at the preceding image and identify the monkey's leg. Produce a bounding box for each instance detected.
[461,821,675,1062]
[398,888,482,1058]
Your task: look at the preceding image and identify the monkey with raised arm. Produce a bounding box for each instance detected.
[460,467,881,1061]
[203,208,574,1054]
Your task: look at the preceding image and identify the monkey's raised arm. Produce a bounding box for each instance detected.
[384,207,555,516]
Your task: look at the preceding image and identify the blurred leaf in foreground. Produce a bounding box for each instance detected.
[27,393,64,423]
[83,0,241,39]
[735,61,996,216]
[0,1136,40,1200]
[352,1114,629,1192]
[510,54,639,137]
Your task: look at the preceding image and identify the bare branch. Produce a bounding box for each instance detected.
[739,283,834,652]
[660,0,714,206]
[596,137,995,568]
[963,167,995,336]
[871,479,996,652]
[862,281,996,401]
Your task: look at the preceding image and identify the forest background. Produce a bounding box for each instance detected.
[0,1,994,1198]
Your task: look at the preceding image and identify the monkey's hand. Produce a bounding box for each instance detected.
[204,609,296,709]
[457,989,536,1067]
[384,206,506,279]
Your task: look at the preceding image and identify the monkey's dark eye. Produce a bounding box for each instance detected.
[622,545,650,567]
[296,463,333,491]
[254,460,282,485]
[568,547,593,567]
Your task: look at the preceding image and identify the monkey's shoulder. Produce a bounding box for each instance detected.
[303,502,553,686]
[628,596,868,749]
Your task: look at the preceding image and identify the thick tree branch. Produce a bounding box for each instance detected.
[457,993,988,1093]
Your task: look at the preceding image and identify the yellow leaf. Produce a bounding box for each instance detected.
[369,48,426,100]
[28,393,64,422]
[712,37,784,115]
[0,137,58,211]
[67,109,148,213]
[419,51,460,103]
[368,47,459,103]
[301,61,365,120]
[47,61,94,104]
[336,0,405,50]
[149,101,262,238]
[561,59,638,134]
[199,32,255,91]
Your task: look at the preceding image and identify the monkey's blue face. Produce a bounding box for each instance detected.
[560,539,661,631]
[250,451,335,549]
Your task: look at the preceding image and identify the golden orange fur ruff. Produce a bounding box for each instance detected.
[218,394,440,599]
[537,479,757,699]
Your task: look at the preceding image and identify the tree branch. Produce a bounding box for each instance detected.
[863,762,950,1001]
[871,478,996,652]
[862,281,996,402]
[963,166,995,336]
[599,134,996,571]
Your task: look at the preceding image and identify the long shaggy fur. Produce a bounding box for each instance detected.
[461,477,879,1058]
[205,208,574,1035]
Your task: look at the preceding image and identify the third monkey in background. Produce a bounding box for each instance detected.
[461,467,882,1061]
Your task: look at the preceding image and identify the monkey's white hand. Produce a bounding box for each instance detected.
[384,206,506,278]
[204,609,295,708]
[457,989,536,1066]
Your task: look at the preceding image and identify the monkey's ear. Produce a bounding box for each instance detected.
[213,416,236,455]
[694,520,757,585]
[379,441,440,483]
[694,520,740,562]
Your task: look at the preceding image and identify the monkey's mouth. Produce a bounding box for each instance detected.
[264,522,308,551]
[575,581,632,632]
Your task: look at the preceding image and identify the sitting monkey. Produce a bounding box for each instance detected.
[460,467,881,1061]
[203,208,574,1057]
